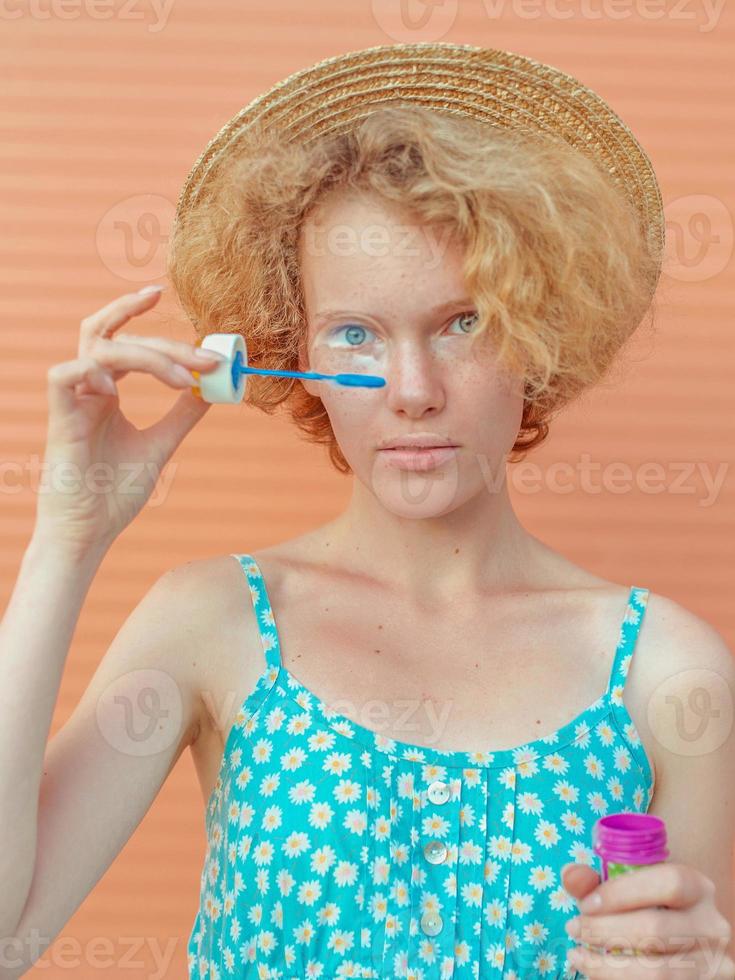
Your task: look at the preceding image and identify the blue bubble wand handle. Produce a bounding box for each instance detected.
[236,361,385,388]
[191,333,385,403]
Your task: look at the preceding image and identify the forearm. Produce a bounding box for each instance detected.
[0,533,106,938]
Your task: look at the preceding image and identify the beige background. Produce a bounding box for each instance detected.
[1,1,733,975]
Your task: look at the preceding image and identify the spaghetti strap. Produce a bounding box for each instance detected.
[605,585,655,805]
[606,586,650,698]
[229,553,282,673]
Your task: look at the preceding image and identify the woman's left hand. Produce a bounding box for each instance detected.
[561,861,734,978]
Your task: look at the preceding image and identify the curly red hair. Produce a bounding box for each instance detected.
[168,105,664,474]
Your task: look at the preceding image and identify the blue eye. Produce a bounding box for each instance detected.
[448,311,480,334]
[329,312,478,346]
[330,324,374,347]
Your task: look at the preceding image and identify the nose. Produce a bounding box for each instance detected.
[383,341,447,417]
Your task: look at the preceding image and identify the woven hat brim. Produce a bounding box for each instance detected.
[175,42,664,297]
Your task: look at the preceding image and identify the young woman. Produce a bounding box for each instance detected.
[1,45,732,980]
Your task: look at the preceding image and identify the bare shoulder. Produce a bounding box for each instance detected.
[640,589,734,677]
[634,588,735,784]
[150,553,270,742]
[631,588,735,728]
[173,548,307,807]
[158,552,261,623]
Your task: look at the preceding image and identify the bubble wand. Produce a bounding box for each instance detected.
[190,333,385,403]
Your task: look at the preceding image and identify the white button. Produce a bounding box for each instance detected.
[427,780,450,805]
[420,911,443,936]
[423,839,448,864]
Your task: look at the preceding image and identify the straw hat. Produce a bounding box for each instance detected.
[174,41,665,300]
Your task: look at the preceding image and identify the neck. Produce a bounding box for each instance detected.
[324,476,545,604]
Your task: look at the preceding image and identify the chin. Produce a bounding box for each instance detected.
[364,455,468,518]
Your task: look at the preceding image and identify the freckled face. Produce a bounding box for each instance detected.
[297,190,525,518]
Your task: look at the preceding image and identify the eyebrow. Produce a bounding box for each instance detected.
[314,298,474,323]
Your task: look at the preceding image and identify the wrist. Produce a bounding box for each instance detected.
[25,528,111,575]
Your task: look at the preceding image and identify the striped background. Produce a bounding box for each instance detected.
[1,1,733,974]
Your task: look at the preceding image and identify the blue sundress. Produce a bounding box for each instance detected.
[187,554,654,979]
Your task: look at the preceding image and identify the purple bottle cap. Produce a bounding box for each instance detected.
[593,812,669,865]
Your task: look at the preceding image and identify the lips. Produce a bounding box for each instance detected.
[379,433,457,451]
[379,446,458,470]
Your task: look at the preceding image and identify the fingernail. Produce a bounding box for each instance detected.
[193,348,224,360]
[578,892,602,913]
[137,284,166,295]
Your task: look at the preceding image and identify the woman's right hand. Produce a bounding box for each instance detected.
[34,286,226,559]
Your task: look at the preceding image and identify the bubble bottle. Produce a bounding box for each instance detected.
[593,812,669,881]
[582,812,669,961]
